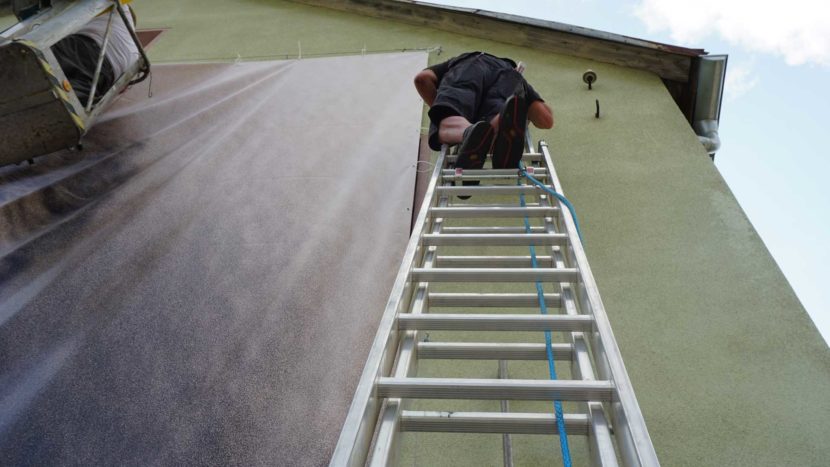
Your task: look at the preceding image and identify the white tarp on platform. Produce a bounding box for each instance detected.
[0,52,426,465]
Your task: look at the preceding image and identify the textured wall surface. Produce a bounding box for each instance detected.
[3,0,828,465]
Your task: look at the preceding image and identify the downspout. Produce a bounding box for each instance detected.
[692,55,727,160]
[695,119,720,155]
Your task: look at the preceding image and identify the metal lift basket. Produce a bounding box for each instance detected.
[0,0,150,166]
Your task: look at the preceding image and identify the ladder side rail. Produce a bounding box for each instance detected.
[369,189,451,466]
[567,208,645,467]
[531,144,617,467]
[539,141,659,467]
[540,156,628,465]
[498,359,514,467]
[537,185,618,467]
[329,148,448,467]
[540,142,643,467]
[550,199,618,466]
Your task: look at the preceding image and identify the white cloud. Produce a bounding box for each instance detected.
[723,61,759,101]
[634,0,830,67]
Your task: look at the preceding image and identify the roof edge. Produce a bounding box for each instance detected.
[288,0,703,83]
[288,0,717,123]
[404,0,706,58]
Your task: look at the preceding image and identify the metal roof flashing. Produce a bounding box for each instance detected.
[402,0,707,57]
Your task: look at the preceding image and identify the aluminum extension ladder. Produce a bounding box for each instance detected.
[330,138,659,466]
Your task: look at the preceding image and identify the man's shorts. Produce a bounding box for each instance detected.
[428,54,539,151]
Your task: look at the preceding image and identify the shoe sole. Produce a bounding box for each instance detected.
[492,94,528,169]
[455,121,494,199]
[455,121,494,170]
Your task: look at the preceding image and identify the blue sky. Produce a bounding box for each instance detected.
[436,0,830,344]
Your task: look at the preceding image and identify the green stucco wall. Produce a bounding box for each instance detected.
[8,0,827,465]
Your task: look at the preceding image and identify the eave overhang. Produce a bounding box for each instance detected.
[290,0,710,121]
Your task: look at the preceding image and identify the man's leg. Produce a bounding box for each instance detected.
[451,119,495,197]
[484,101,551,143]
[488,113,501,132]
[437,115,474,146]
[488,75,529,169]
[429,110,494,197]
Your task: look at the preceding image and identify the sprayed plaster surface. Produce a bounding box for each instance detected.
[0,53,425,465]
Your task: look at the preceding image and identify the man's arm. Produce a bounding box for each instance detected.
[520,79,553,129]
[528,100,554,129]
[414,69,439,107]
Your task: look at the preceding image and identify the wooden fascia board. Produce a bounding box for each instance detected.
[290,0,697,83]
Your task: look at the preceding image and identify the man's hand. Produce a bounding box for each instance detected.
[414,69,439,107]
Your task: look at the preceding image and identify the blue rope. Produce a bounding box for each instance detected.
[518,176,573,467]
[518,162,583,243]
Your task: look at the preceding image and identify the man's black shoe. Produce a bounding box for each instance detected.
[491,90,528,169]
[454,120,494,199]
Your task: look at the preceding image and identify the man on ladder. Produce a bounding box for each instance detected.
[413,51,554,170]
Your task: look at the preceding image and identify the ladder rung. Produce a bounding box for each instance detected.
[376,377,616,402]
[417,342,572,360]
[449,203,541,207]
[446,174,547,181]
[436,255,554,268]
[436,185,554,195]
[422,233,568,246]
[400,411,590,435]
[411,268,579,282]
[441,226,546,234]
[430,207,557,218]
[428,292,561,307]
[441,172,547,181]
[442,168,547,176]
[397,314,593,332]
[446,153,543,163]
